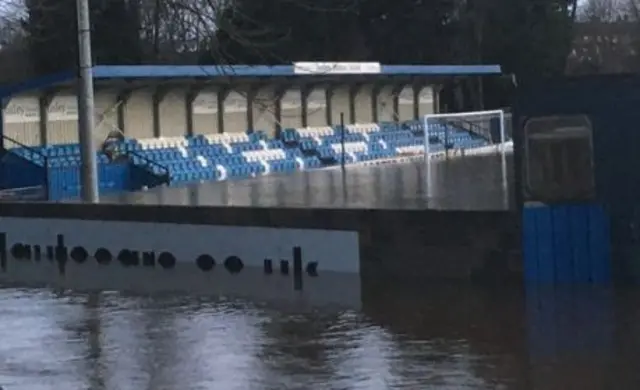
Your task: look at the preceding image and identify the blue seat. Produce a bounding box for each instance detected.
[16,119,489,190]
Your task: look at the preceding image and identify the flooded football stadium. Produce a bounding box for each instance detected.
[4,155,639,389]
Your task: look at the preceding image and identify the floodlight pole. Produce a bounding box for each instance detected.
[76,0,99,202]
[340,112,346,173]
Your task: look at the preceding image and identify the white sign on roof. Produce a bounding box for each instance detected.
[293,62,381,75]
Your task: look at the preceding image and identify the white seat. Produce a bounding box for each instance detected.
[330,141,367,154]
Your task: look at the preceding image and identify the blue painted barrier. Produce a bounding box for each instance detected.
[46,162,132,200]
[0,150,46,191]
[523,203,611,284]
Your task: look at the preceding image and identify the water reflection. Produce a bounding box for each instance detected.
[3,285,640,389]
[103,155,515,210]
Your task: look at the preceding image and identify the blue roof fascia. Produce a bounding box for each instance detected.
[92,64,502,79]
[91,65,294,79]
[0,64,503,99]
[380,65,502,75]
[0,70,75,98]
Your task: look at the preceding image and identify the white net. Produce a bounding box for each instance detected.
[421,109,511,207]
[422,109,510,158]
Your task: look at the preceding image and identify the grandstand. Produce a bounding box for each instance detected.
[3,120,503,200]
[0,64,504,201]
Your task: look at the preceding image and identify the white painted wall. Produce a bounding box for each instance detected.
[418,86,435,116]
[192,90,219,134]
[279,87,303,129]
[330,86,350,125]
[124,89,154,139]
[46,94,78,144]
[2,91,119,147]
[223,90,248,133]
[3,96,40,146]
[377,85,395,122]
[0,217,362,307]
[0,82,430,145]
[159,89,187,137]
[354,84,374,123]
[306,87,327,127]
[0,217,359,272]
[251,87,277,135]
[94,90,120,144]
[398,86,415,121]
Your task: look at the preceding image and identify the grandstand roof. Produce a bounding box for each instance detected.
[0,64,502,98]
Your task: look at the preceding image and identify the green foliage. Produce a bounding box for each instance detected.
[24,0,77,75]
[203,0,363,64]
[201,0,576,81]
[22,0,577,84]
[23,0,142,75]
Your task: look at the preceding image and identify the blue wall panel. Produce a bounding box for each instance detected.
[588,205,611,284]
[523,207,539,283]
[47,162,131,200]
[568,205,590,282]
[523,204,611,284]
[552,206,572,283]
[536,206,555,283]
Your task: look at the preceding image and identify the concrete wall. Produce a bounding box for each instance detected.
[124,88,154,139]
[329,85,350,125]
[280,87,303,129]
[377,85,396,122]
[354,84,374,123]
[0,202,521,284]
[223,89,248,134]
[252,86,277,135]
[306,87,327,127]
[1,80,438,147]
[159,88,187,138]
[191,89,219,135]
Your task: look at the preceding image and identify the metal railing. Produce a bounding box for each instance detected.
[2,134,49,166]
[0,135,50,200]
[0,186,47,201]
[124,148,170,186]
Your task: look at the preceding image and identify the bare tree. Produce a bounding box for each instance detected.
[0,0,33,81]
[579,0,627,21]
[568,0,635,73]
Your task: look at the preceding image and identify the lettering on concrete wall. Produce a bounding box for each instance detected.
[48,96,78,121]
[3,96,116,125]
[0,218,360,284]
[4,98,40,124]
[193,92,218,114]
[0,233,319,289]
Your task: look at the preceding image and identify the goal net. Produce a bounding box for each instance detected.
[422,109,510,158]
[421,109,511,207]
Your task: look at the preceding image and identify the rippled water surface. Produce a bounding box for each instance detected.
[2,285,639,389]
[4,154,635,389]
[102,155,515,210]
